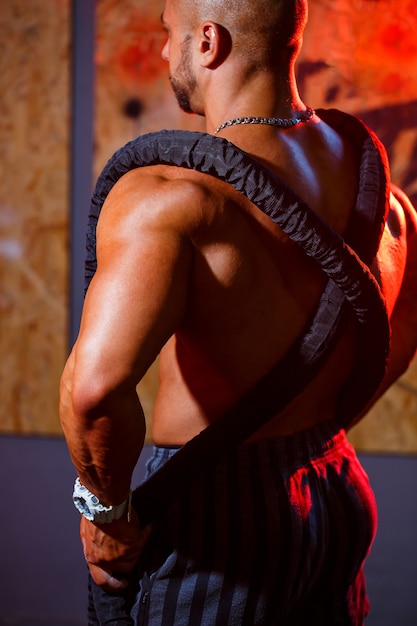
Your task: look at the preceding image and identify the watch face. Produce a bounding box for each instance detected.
[72,478,126,523]
[74,496,94,520]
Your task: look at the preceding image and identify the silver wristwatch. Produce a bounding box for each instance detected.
[72,477,131,524]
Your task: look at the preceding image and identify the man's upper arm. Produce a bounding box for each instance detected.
[74,170,194,396]
[347,186,417,423]
[389,185,417,364]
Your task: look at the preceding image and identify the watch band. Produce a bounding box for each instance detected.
[72,478,131,524]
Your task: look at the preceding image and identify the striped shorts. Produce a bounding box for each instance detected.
[88,420,377,625]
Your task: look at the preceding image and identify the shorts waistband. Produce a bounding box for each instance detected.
[148,420,347,474]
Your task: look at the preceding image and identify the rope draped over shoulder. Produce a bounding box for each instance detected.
[86,109,391,525]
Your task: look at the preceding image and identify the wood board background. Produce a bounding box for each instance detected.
[1,0,416,453]
[0,0,70,434]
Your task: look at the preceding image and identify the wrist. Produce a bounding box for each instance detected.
[72,478,132,524]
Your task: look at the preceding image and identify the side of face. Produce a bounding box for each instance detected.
[161,0,202,115]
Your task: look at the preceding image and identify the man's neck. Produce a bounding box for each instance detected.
[203,66,303,136]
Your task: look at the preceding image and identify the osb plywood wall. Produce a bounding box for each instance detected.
[0,1,70,435]
[1,0,416,450]
[94,0,417,452]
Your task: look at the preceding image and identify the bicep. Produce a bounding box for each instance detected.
[75,189,193,390]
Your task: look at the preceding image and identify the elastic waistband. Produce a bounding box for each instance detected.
[148,420,347,475]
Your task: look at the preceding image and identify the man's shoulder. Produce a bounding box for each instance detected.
[101,164,223,235]
[390,183,417,234]
[375,184,417,315]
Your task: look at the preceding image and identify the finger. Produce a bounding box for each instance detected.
[88,562,130,592]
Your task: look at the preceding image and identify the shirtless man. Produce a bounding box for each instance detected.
[59,1,417,624]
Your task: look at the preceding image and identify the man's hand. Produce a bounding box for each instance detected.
[80,509,151,592]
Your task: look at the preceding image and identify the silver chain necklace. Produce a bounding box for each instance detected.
[214,107,315,135]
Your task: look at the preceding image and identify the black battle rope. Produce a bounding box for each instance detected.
[85,109,390,525]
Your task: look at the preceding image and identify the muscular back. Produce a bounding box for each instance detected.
[92,117,413,446]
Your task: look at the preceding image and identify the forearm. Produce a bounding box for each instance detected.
[59,350,146,505]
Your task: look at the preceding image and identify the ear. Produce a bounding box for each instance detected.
[197,21,231,68]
